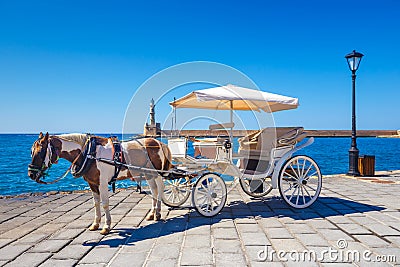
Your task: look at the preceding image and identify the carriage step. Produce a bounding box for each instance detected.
[163,168,196,180]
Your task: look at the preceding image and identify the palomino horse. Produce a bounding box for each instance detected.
[28,132,172,235]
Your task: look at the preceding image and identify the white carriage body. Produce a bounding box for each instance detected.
[167,127,313,189]
[163,84,322,215]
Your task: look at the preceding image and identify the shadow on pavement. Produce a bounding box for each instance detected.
[82,196,385,248]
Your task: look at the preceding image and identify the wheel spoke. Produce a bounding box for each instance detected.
[164,188,172,194]
[283,184,294,194]
[179,189,188,195]
[290,164,300,179]
[288,186,298,202]
[284,170,298,181]
[296,158,301,177]
[167,192,173,201]
[196,190,207,196]
[200,183,208,192]
[303,186,312,198]
[176,191,182,201]
[201,196,208,207]
[197,194,207,202]
[213,186,222,193]
[305,184,317,192]
[296,187,300,205]
[301,159,307,178]
[207,202,211,212]
[305,171,318,181]
[301,186,306,204]
[213,198,221,206]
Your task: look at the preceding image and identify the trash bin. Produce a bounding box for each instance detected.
[358,155,375,176]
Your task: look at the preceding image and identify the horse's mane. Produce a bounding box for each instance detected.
[56,133,89,146]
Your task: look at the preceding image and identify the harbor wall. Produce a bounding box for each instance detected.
[155,129,398,137]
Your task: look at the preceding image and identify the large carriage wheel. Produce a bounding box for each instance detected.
[278,155,322,208]
[162,177,191,207]
[192,173,227,217]
[239,177,272,198]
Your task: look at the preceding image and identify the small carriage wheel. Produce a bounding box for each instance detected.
[239,176,273,198]
[162,177,191,207]
[278,155,322,208]
[192,173,227,217]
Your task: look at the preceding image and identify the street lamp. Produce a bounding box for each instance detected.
[345,50,364,176]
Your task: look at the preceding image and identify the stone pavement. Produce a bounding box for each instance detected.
[0,173,400,266]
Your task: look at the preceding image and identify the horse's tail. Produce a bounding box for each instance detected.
[160,142,174,171]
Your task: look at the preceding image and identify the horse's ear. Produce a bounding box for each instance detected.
[39,132,43,138]
[44,132,49,140]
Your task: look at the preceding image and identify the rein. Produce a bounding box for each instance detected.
[34,167,71,185]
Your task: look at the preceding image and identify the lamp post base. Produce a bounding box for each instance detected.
[348,147,360,176]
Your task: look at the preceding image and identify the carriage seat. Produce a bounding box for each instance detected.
[193,137,227,159]
[190,122,234,159]
[239,127,306,151]
[238,127,306,172]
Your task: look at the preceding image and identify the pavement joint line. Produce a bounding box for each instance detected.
[351,232,394,247]
[234,214,252,266]
[176,209,187,267]
[210,219,215,266]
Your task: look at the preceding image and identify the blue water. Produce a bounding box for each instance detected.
[0,134,137,196]
[0,134,399,196]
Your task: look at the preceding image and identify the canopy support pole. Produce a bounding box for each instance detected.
[230,100,233,140]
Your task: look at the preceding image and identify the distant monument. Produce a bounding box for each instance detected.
[143,98,161,136]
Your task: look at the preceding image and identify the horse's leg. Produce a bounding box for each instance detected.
[146,177,157,221]
[88,183,101,231]
[99,175,111,235]
[154,176,164,221]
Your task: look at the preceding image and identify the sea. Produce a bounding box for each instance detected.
[0,134,399,196]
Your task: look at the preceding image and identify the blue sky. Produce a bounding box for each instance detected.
[0,0,399,133]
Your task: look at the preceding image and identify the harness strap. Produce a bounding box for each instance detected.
[108,136,124,193]
[90,156,200,176]
[71,135,97,178]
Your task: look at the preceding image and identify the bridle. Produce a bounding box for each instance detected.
[29,135,95,185]
[28,138,60,184]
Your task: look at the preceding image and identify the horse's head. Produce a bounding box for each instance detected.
[28,132,55,183]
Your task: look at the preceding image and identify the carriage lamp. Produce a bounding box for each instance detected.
[345,50,364,176]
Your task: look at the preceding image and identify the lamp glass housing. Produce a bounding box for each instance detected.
[345,50,364,72]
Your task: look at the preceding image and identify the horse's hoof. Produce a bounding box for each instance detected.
[100,227,110,235]
[146,213,155,221]
[154,214,161,221]
[89,223,100,231]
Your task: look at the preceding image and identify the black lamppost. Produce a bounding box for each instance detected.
[345,50,364,176]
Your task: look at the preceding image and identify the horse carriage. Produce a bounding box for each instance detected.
[28,84,322,234]
[161,84,322,217]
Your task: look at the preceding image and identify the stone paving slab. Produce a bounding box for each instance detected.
[0,173,400,266]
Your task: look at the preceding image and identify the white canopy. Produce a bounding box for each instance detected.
[169,84,299,112]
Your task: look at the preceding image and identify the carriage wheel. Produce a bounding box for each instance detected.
[278,155,322,208]
[239,177,273,198]
[192,173,227,217]
[162,177,191,207]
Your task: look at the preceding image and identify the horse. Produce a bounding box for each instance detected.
[28,132,172,235]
